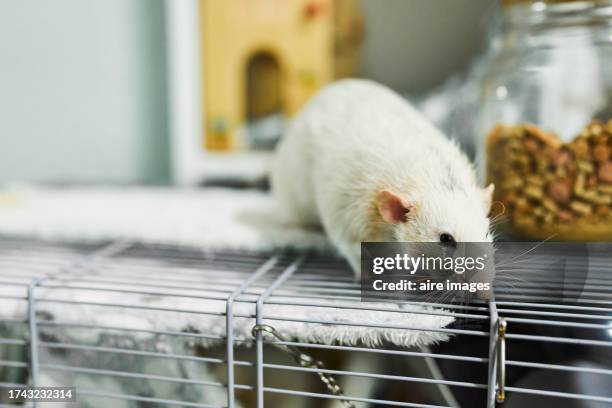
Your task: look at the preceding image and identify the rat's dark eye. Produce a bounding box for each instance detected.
[439,233,456,247]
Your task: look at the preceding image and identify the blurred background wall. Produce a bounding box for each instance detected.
[0,0,169,184]
[360,0,493,94]
[0,0,492,185]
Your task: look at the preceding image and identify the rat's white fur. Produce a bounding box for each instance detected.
[272,79,492,274]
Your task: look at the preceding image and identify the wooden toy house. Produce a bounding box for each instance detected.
[199,0,363,151]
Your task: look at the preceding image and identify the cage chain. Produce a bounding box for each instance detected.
[252,324,356,408]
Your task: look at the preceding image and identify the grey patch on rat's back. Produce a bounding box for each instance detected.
[442,163,466,193]
[425,143,465,193]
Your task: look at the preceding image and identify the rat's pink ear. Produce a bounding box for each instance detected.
[377,190,414,224]
[482,184,495,214]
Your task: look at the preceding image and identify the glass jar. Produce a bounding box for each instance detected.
[477,0,612,240]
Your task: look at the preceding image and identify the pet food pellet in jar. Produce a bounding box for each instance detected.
[593,145,609,162]
[554,150,571,167]
[524,185,543,200]
[557,209,574,222]
[547,180,572,204]
[577,160,595,173]
[524,138,539,152]
[596,205,611,217]
[570,201,592,215]
[542,197,558,213]
[599,161,612,183]
[572,139,590,158]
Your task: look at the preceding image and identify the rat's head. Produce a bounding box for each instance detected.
[376,184,495,300]
[376,184,494,244]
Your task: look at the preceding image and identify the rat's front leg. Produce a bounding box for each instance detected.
[334,239,362,279]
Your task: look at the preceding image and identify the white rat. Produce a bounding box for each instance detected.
[272,79,494,278]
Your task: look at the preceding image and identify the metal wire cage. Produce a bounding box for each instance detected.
[0,238,611,407]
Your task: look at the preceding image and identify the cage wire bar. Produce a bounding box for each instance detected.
[486,301,499,408]
[226,255,280,408]
[254,256,304,408]
[0,238,610,407]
